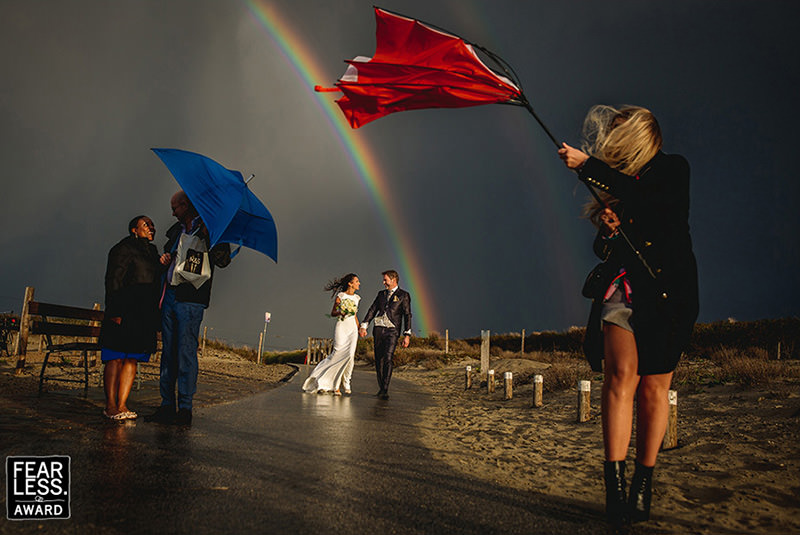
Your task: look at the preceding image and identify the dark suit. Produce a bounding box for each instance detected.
[361,287,412,393]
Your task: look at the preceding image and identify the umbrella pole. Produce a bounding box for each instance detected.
[523,101,560,149]
[521,102,658,281]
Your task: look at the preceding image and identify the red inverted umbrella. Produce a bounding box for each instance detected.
[317,7,656,280]
[316,7,536,129]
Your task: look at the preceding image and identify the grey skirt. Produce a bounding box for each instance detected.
[601,287,634,332]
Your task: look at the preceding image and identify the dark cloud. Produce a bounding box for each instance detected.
[1,1,797,350]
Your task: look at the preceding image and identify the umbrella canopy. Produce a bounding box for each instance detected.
[151,148,278,262]
[316,7,523,128]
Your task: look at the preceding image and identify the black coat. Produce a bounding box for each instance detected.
[362,288,413,337]
[580,151,699,375]
[98,235,163,354]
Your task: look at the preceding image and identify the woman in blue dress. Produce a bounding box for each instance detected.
[98,216,163,420]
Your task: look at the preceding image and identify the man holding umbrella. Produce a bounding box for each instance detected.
[147,191,231,425]
[147,148,279,424]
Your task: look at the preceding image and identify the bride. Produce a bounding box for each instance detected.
[302,273,361,395]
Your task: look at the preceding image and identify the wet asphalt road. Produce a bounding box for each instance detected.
[2,367,613,534]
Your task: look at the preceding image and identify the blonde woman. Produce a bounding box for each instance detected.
[559,105,699,528]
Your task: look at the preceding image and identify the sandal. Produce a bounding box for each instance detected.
[121,411,138,420]
[333,390,342,396]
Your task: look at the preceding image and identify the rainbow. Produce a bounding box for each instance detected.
[243,0,437,335]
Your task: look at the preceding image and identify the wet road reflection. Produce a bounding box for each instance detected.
[2,368,607,534]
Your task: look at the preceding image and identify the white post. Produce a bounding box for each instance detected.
[532,374,543,408]
[487,369,495,393]
[662,390,678,449]
[465,365,472,390]
[445,329,449,354]
[259,312,271,365]
[503,372,513,400]
[578,380,591,422]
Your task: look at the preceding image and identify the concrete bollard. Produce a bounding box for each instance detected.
[487,369,495,393]
[577,380,591,422]
[662,390,678,450]
[465,365,472,390]
[503,372,513,400]
[532,374,543,408]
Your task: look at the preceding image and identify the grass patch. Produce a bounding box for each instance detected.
[708,346,798,386]
[540,361,596,393]
[674,345,800,388]
[204,317,800,391]
[203,338,312,365]
[203,338,256,361]
[259,350,306,365]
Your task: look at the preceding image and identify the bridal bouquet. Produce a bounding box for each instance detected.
[337,298,358,320]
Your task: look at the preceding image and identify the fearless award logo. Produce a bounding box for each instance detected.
[6,456,71,520]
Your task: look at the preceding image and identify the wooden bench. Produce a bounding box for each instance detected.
[28,301,104,395]
[13,286,161,396]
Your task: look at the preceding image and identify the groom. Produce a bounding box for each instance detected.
[359,270,412,400]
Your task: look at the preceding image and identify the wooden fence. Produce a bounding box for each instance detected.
[306,337,333,365]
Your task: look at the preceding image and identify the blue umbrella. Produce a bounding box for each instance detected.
[151,148,278,262]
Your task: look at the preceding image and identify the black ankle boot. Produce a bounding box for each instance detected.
[604,460,629,527]
[628,461,654,522]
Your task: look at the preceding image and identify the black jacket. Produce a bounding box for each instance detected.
[580,151,699,375]
[362,288,413,337]
[99,235,163,354]
[164,221,231,307]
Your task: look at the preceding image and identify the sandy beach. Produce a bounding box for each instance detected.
[2,350,798,534]
[395,360,800,535]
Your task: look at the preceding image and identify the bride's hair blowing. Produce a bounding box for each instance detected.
[325,273,358,298]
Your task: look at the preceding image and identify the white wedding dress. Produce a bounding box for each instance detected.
[302,292,360,393]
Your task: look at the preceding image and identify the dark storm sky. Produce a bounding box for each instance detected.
[1,1,797,349]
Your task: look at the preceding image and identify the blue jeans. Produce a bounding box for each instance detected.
[160,286,205,410]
